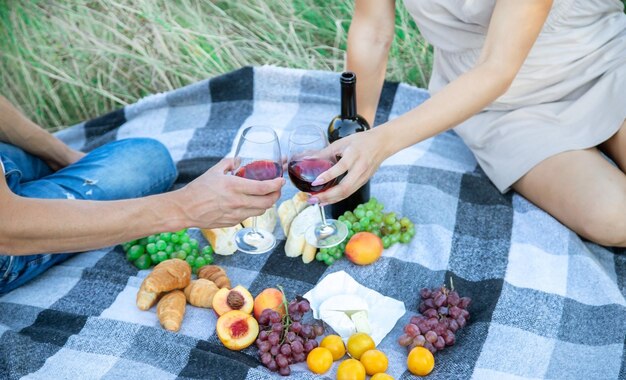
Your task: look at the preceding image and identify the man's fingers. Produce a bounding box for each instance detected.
[238,189,282,211]
[213,157,237,173]
[235,176,285,196]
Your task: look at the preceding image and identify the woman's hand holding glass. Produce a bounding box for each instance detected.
[287,124,349,248]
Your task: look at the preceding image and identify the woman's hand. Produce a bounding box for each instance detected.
[312,128,390,206]
[177,158,285,228]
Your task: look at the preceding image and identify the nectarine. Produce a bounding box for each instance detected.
[216,310,259,350]
[345,232,383,265]
[212,285,254,316]
[253,288,286,320]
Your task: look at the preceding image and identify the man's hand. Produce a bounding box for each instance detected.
[176,158,285,228]
[44,147,86,171]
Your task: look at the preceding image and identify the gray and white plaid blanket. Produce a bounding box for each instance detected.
[1,66,625,380]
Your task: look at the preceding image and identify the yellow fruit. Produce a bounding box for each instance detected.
[371,374,394,380]
[347,332,375,360]
[345,232,384,265]
[320,334,346,361]
[360,349,388,375]
[306,347,333,374]
[407,346,435,376]
[336,358,366,380]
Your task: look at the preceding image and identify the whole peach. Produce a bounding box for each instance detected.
[253,288,286,319]
[345,232,383,265]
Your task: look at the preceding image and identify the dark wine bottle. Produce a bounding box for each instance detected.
[327,71,371,219]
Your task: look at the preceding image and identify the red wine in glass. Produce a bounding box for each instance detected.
[287,158,337,194]
[286,124,348,248]
[235,160,282,181]
[232,126,282,254]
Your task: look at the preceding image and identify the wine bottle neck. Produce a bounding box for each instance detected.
[340,74,357,120]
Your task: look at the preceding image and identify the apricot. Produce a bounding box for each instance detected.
[212,285,254,316]
[345,232,383,265]
[253,288,286,320]
[216,310,259,350]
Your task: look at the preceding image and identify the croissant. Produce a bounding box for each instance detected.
[136,282,159,311]
[143,259,191,293]
[157,290,186,332]
[184,279,220,308]
[197,265,231,289]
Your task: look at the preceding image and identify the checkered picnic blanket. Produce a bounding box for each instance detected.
[1,66,625,380]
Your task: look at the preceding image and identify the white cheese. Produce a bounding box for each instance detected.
[350,310,371,334]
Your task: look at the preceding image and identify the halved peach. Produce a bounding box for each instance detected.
[216,310,259,350]
[212,285,254,316]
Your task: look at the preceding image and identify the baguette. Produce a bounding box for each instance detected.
[278,192,309,235]
[201,224,243,255]
[242,205,277,233]
[285,205,320,258]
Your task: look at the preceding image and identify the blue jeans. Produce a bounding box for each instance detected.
[0,138,177,295]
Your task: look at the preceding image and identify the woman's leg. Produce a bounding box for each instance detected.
[513,147,626,247]
[0,138,177,295]
[599,119,626,171]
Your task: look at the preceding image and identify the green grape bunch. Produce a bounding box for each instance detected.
[315,198,416,266]
[122,229,214,272]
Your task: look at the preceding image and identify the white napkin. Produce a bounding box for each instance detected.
[303,271,406,346]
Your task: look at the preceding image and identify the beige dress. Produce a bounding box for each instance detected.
[404,0,626,192]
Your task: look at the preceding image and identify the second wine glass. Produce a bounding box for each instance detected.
[233,126,283,254]
[287,124,348,248]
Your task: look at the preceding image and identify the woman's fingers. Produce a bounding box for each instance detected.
[311,142,354,187]
[315,161,369,205]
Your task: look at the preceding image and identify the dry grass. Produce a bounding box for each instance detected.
[0,0,431,129]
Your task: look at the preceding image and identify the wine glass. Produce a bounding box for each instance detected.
[232,126,283,254]
[287,124,348,248]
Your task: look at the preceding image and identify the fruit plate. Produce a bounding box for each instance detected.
[303,270,406,345]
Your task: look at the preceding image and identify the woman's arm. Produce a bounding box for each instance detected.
[0,95,84,170]
[0,159,284,255]
[314,0,553,205]
[347,0,396,126]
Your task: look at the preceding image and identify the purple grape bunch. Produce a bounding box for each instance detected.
[255,296,324,376]
[398,285,471,354]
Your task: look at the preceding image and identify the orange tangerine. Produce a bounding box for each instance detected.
[346,332,375,360]
[336,358,366,380]
[320,334,346,361]
[360,349,388,375]
[306,347,333,374]
[407,346,435,376]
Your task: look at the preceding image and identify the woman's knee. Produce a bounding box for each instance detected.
[578,198,626,247]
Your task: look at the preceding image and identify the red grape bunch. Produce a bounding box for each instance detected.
[256,297,324,376]
[398,284,471,354]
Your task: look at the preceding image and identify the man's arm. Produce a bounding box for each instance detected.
[0,159,284,255]
[0,95,84,170]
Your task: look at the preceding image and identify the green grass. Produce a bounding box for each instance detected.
[0,0,430,130]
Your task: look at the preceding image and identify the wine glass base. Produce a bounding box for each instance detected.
[305,219,348,248]
[235,228,276,254]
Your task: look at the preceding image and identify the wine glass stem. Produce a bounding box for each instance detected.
[315,203,337,239]
[317,203,329,227]
[250,216,263,238]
